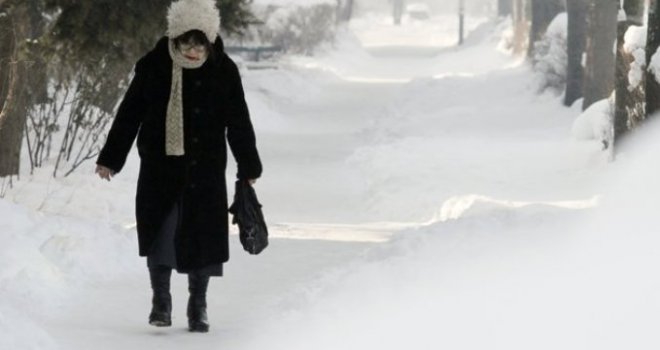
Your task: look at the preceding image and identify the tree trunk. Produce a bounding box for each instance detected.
[623,0,645,24]
[582,0,618,111]
[393,0,404,25]
[336,0,355,23]
[343,0,354,21]
[614,0,645,146]
[498,0,513,17]
[565,0,589,107]
[459,0,465,45]
[25,0,48,105]
[512,0,530,55]
[0,2,30,177]
[527,0,565,58]
[646,0,660,118]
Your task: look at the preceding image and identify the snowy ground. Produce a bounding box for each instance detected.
[3,11,660,350]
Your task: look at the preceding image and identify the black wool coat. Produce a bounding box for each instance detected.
[97,36,262,270]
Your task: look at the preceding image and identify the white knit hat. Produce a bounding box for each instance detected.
[166,0,221,42]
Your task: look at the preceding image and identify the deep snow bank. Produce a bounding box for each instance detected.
[237,120,660,350]
[348,66,604,222]
[0,197,142,349]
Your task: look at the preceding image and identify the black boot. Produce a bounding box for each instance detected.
[187,272,210,333]
[148,266,172,327]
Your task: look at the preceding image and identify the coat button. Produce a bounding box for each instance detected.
[191,160,198,166]
[192,137,199,143]
[190,183,196,189]
[195,80,202,87]
[194,108,201,115]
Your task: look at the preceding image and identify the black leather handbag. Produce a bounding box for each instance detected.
[228,180,269,255]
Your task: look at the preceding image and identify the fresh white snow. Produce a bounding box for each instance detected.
[2,9,659,350]
[572,98,613,144]
[623,24,647,90]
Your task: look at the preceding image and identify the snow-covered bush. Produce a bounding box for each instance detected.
[572,97,614,150]
[23,61,129,178]
[532,13,567,94]
[251,3,337,55]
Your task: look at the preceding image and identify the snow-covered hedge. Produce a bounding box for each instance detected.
[532,13,567,93]
[249,3,337,55]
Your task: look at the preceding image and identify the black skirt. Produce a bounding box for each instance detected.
[147,198,223,277]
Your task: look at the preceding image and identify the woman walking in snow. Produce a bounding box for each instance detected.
[94,0,262,333]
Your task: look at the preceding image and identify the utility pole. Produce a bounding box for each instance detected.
[459,0,465,45]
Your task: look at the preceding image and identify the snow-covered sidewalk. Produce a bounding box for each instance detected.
[5,14,660,350]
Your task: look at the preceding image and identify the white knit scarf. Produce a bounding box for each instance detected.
[166,40,208,156]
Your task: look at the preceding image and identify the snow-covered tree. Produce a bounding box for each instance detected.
[646,0,660,118]
[1,0,259,180]
[614,0,645,145]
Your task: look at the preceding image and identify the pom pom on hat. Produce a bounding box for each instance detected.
[167,0,221,42]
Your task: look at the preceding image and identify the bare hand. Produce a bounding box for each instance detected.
[95,165,115,181]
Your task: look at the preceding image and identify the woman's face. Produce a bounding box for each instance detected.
[179,42,207,61]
